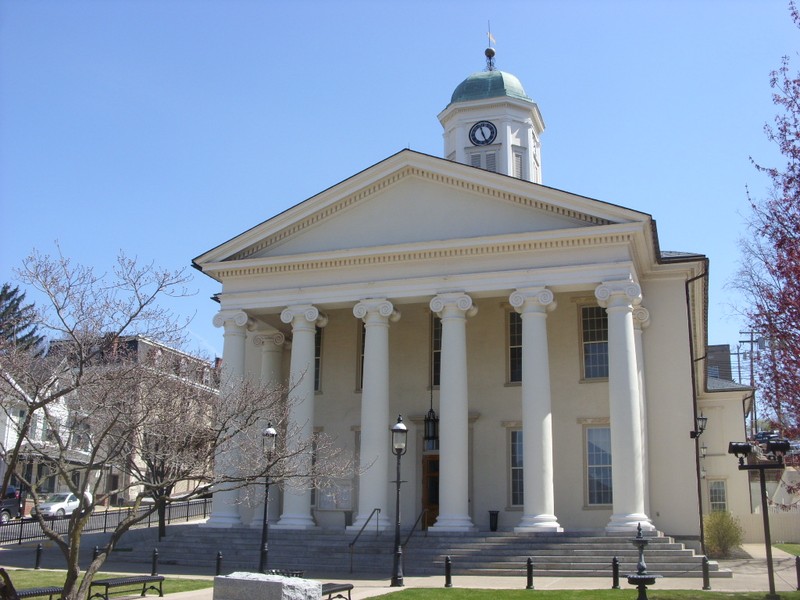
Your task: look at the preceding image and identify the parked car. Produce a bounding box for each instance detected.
[0,486,23,524]
[30,492,92,519]
[754,430,779,444]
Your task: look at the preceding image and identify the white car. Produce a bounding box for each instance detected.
[30,492,92,519]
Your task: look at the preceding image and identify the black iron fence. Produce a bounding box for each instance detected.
[0,498,212,546]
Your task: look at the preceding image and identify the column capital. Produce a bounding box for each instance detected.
[510,287,556,313]
[595,281,642,309]
[280,304,328,328]
[212,310,253,330]
[430,292,478,318]
[632,306,651,330]
[253,330,286,348]
[353,299,401,323]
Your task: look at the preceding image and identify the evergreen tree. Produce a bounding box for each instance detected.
[0,283,43,351]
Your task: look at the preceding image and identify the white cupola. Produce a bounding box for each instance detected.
[438,48,545,183]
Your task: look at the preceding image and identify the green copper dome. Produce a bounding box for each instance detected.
[450,69,532,104]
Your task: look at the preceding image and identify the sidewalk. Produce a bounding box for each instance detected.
[2,543,797,599]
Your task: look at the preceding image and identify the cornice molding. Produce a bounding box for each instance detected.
[209,227,636,280]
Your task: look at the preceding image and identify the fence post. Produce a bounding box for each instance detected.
[103,506,109,533]
[702,556,711,590]
[611,556,620,589]
[444,555,452,588]
[151,548,159,576]
[526,557,534,590]
[34,543,43,569]
[216,551,223,576]
[186,499,190,522]
[795,555,799,591]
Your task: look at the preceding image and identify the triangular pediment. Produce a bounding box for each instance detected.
[195,150,648,267]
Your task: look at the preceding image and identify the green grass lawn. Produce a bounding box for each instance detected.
[2,569,212,594]
[776,543,800,556]
[370,591,800,599]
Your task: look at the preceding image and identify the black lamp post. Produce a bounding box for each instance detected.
[258,422,278,573]
[728,438,790,600]
[390,415,408,587]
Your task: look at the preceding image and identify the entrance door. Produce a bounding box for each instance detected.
[421,454,439,528]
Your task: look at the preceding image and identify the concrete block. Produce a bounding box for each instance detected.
[214,572,322,600]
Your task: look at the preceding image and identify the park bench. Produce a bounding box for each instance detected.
[321,582,353,600]
[0,568,63,600]
[88,575,164,600]
[16,588,63,600]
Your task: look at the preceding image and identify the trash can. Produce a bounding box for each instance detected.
[489,510,499,532]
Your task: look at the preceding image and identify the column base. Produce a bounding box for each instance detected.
[273,513,318,530]
[429,514,476,532]
[605,513,655,533]
[203,513,243,528]
[514,514,563,533]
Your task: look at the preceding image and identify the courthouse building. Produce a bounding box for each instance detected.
[193,49,750,541]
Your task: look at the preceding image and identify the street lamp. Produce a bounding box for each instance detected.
[390,415,408,587]
[690,413,708,438]
[728,438,790,600]
[258,422,278,573]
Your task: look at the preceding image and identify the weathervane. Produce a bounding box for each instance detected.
[486,21,496,71]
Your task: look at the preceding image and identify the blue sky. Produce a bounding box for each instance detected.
[0,0,795,360]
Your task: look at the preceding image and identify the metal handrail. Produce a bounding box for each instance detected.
[348,507,380,573]
[402,507,428,548]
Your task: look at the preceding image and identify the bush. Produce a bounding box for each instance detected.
[704,511,743,558]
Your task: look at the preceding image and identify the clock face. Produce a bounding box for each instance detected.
[469,121,497,146]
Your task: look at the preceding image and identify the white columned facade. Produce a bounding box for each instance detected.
[206,309,251,527]
[430,292,476,532]
[595,282,654,532]
[632,307,651,517]
[275,304,326,529]
[249,329,286,528]
[510,287,563,532]
[350,299,400,531]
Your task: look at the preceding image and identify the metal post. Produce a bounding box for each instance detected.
[702,556,711,590]
[611,556,620,589]
[93,546,99,561]
[758,468,780,600]
[795,556,799,591]
[34,543,42,570]
[526,557,534,590]
[151,548,159,576]
[216,551,223,577]
[391,451,404,587]
[258,473,271,573]
[444,555,452,588]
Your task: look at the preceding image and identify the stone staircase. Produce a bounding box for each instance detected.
[111,524,730,580]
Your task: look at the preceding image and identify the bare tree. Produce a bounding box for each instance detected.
[0,248,352,600]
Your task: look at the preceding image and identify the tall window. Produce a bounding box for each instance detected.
[509,311,522,383]
[709,480,727,512]
[431,316,442,387]
[586,426,612,505]
[314,326,323,392]
[581,306,609,379]
[510,430,524,506]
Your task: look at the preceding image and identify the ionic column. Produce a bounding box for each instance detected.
[350,299,400,531]
[633,307,651,517]
[249,329,286,528]
[206,309,251,527]
[510,288,563,532]
[274,304,327,529]
[429,293,476,532]
[595,282,654,532]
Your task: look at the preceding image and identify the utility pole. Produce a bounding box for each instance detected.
[739,330,759,437]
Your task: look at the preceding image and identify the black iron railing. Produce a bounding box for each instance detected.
[0,498,212,546]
